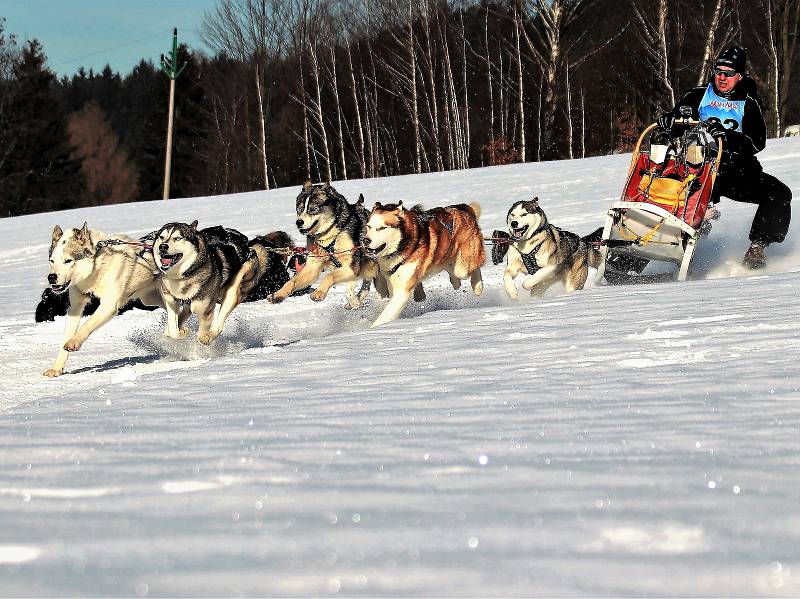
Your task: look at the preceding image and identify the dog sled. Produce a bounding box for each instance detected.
[595,113,723,283]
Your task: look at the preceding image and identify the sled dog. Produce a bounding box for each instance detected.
[492,198,600,299]
[43,223,164,377]
[268,181,388,308]
[364,201,486,327]
[154,221,291,345]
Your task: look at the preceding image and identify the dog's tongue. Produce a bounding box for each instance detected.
[160,256,173,266]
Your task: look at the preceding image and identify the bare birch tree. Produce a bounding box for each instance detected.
[629,0,675,108]
[201,0,288,189]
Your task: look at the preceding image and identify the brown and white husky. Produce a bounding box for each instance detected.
[363,201,486,327]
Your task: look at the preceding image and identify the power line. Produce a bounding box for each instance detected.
[51,29,172,68]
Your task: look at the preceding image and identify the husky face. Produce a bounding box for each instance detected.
[507,198,544,241]
[47,223,95,294]
[295,181,339,237]
[365,202,404,257]
[153,221,200,274]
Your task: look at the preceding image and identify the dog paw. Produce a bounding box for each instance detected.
[64,337,83,352]
[267,293,285,304]
[310,289,328,302]
[43,368,63,378]
[198,331,219,346]
[472,281,484,296]
[344,299,363,311]
[164,327,188,340]
[521,277,536,291]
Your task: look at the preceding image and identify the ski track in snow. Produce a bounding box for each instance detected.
[0,140,799,595]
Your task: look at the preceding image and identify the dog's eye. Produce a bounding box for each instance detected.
[377,226,387,231]
[49,259,54,264]
[174,237,182,241]
[64,259,73,264]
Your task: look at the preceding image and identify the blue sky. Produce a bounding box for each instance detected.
[0,0,217,77]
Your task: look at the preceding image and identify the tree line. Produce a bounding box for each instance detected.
[1,0,799,217]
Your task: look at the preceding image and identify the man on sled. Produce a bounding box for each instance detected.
[657,46,792,269]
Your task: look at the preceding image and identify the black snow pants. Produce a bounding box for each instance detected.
[712,163,792,245]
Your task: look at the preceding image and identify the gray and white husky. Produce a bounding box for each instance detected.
[44,223,164,377]
[493,198,600,299]
[153,221,291,345]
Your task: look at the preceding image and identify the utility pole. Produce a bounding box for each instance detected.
[161,28,186,200]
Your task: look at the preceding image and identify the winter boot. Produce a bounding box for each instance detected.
[742,241,768,269]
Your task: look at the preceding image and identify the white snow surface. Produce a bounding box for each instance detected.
[2,140,800,596]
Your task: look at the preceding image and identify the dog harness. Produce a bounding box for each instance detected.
[518,226,580,275]
[412,207,455,234]
[319,239,343,268]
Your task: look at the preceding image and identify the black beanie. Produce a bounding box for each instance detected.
[715,46,747,73]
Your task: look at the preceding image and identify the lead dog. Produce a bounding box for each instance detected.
[492,198,600,299]
[364,201,485,327]
[268,181,388,308]
[43,223,164,377]
[154,221,292,345]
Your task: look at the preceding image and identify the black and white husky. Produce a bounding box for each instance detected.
[268,181,388,308]
[493,198,600,299]
[153,221,291,345]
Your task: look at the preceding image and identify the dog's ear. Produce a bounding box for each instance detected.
[302,180,313,191]
[357,194,364,205]
[190,220,198,230]
[372,202,382,211]
[397,200,405,215]
[75,222,89,241]
[50,225,63,255]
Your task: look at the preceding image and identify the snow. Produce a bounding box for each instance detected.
[1,140,800,595]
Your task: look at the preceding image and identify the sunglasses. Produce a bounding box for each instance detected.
[713,67,738,78]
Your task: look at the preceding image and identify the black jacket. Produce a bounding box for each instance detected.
[669,76,766,177]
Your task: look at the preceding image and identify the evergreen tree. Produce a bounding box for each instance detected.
[0,40,83,216]
[119,59,165,201]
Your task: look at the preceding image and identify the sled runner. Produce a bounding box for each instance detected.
[596,115,723,283]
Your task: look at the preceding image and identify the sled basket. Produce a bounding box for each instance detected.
[596,120,723,283]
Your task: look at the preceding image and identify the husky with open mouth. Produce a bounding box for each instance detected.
[364,201,486,327]
[268,181,389,308]
[492,198,600,299]
[43,223,164,377]
[154,221,291,345]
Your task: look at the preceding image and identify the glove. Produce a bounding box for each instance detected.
[706,121,727,140]
[657,112,674,131]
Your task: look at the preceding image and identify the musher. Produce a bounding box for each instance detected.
[657,46,792,268]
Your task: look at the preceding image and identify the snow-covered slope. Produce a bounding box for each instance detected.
[1,141,799,596]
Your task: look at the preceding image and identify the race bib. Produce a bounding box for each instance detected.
[698,84,745,132]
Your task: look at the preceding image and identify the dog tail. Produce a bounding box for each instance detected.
[468,202,482,220]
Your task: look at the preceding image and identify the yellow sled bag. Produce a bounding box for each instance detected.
[638,172,696,211]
